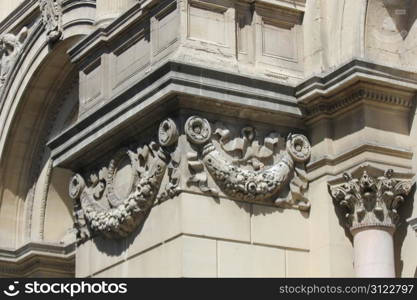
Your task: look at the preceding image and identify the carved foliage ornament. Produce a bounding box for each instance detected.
[69,119,180,240]
[39,0,63,42]
[185,116,312,210]
[330,167,412,233]
[70,116,312,241]
[0,27,28,93]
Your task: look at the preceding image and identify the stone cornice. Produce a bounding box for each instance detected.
[297,59,417,101]
[0,242,75,277]
[301,85,414,122]
[307,143,413,173]
[47,61,300,169]
[297,60,417,122]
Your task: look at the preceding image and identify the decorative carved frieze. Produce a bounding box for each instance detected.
[69,118,180,240]
[301,88,414,120]
[0,27,28,93]
[70,115,313,241]
[329,165,413,233]
[39,0,63,43]
[185,116,311,210]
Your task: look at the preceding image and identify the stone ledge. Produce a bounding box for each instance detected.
[296,60,417,124]
[48,60,300,168]
[296,59,417,102]
[0,242,75,278]
[307,143,413,173]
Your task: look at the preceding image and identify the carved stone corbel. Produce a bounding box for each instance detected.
[69,118,179,240]
[39,0,63,43]
[185,116,312,210]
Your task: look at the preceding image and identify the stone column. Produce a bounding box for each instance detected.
[95,0,137,27]
[329,166,413,277]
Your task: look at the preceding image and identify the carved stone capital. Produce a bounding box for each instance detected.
[329,165,413,234]
[39,0,63,43]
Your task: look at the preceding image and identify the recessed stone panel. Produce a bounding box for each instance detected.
[80,59,102,107]
[188,1,228,45]
[154,2,179,54]
[113,34,150,91]
[262,21,297,61]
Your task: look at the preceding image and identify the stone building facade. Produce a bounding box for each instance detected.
[0,0,416,278]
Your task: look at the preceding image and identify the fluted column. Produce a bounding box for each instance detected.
[95,0,137,27]
[329,166,413,277]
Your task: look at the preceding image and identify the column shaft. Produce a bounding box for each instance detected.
[353,228,395,277]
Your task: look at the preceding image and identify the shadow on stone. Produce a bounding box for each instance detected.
[394,183,415,277]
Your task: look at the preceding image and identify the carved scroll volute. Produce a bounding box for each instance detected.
[185,116,312,210]
[329,166,413,234]
[69,119,179,241]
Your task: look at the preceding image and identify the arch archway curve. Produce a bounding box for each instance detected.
[0,1,95,249]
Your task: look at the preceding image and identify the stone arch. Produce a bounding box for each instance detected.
[0,3,94,249]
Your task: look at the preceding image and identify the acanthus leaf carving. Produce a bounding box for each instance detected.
[329,166,413,233]
[39,0,63,43]
[185,116,311,209]
[69,119,179,241]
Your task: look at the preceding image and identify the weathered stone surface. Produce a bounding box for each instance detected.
[329,165,413,233]
[1,0,417,279]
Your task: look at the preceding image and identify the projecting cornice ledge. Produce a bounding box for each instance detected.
[48,61,300,169]
[0,242,75,278]
[296,59,417,123]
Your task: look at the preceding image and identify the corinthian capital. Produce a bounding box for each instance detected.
[329,165,413,233]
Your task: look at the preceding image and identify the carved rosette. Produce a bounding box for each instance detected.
[69,119,179,240]
[329,167,413,233]
[185,116,312,210]
[39,0,63,43]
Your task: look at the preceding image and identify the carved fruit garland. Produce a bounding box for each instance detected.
[69,119,179,239]
[185,116,312,209]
